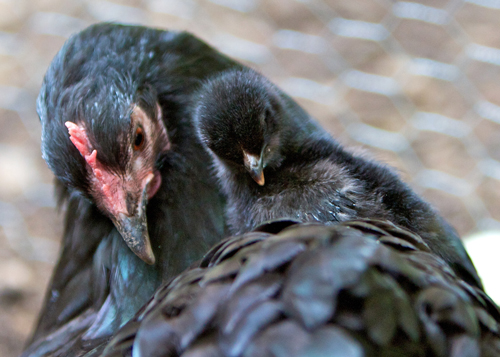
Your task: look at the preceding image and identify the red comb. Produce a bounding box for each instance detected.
[65,121,92,158]
[66,121,102,181]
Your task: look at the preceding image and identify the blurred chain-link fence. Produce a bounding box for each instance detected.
[1,0,500,355]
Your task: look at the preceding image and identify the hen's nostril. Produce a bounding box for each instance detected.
[126,192,135,215]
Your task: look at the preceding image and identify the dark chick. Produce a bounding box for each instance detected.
[25,23,240,354]
[195,68,483,290]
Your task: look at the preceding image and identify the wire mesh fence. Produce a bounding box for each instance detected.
[1,0,500,355]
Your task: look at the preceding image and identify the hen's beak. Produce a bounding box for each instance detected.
[243,151,265,186]
[111,175,156,265]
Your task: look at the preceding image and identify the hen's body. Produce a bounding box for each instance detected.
[24,24,242,356]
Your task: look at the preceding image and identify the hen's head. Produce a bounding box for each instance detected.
[40,76,170,265]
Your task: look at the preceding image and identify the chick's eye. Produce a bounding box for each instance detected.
[133,127,145,151]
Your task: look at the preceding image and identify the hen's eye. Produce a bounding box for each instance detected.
[133,127,145,151]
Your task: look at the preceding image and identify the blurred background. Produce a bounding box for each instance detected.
[1,0,500,355]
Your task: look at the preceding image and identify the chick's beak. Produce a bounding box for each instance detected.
[111,173,156,265]
[243,151,265,186]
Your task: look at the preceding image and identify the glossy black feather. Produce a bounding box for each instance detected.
[194,69,483,290]
[23,23,243,356]
[99,220,500,357]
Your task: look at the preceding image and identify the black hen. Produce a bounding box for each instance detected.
[94,220,500,357]
[194,68,483,290]
[24,23,242,355]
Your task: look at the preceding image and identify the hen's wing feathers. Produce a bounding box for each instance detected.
[100,220,500,357]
